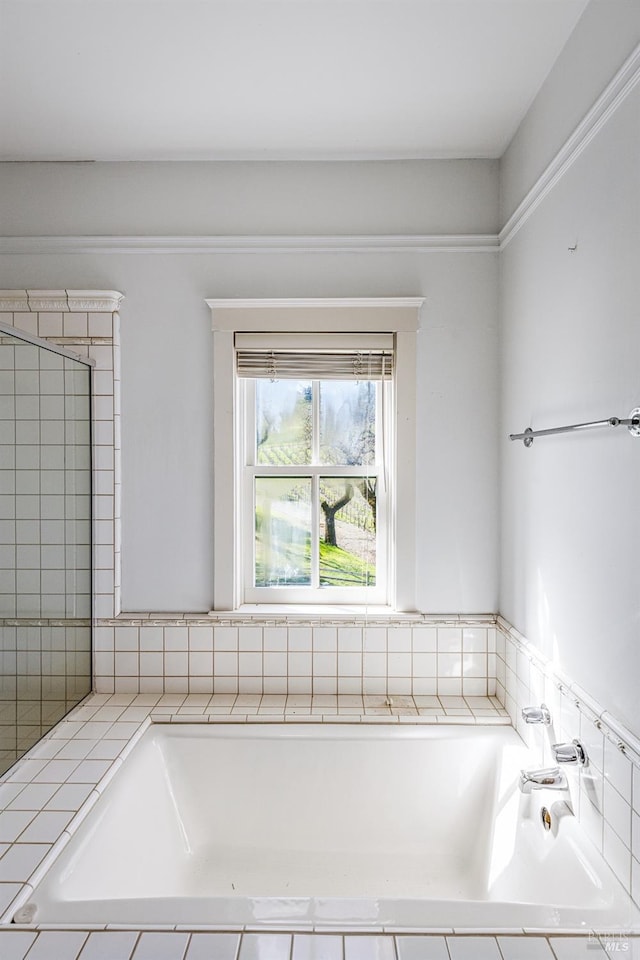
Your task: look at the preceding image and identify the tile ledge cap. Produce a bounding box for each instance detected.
[0,289,124,312]
[109,610,497,624]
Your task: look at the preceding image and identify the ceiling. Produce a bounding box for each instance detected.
[0,0,588,162]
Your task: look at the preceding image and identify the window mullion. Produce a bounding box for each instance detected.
[373,379,385,597]
[311,474,319,589]
[250,465,373,478]
[312,381,320,588]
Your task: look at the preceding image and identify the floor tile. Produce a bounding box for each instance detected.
[547,939,606,959]
[104,722,140,739]
[79,931,140,960]
[0,930,38,960]
[497,938,555,960]
[133,932,191,960]
[45,782,94,810]
[16,809,72,842]
[87,740,128,761]
[186,933,241,959]
[239,934,292,960]
[0,880,22,913]
[6,783,59,810]
[67,759,113,783]
[54,740,95,761]
[0,810,36,843]
[24,930,89,959]
[447,936,501,960]
[396,935,449,959]
[292,934,343,960]
[5,759,49,783]
[33,759,80,783]
[344,935,395,960]
[0,842,50,881]
[0,783,25,807]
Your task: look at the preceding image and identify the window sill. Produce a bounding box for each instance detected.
[208,604,419,620]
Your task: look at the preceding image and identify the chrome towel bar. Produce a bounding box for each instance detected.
[510,407,640,447]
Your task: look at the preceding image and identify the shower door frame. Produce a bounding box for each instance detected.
[0,320,96,772]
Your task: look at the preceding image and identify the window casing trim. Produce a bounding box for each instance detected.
[208,298,423,613]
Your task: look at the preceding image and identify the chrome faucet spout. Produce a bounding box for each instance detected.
[519,766,567,794]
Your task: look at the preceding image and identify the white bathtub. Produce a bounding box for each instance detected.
[23,723,640,930]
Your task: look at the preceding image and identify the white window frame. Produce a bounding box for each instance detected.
[241,376,389,605]
[206,298,423,612]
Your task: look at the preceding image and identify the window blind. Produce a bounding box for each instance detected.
[234,332,394,380]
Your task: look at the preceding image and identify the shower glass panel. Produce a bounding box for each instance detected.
[0,327,92,776]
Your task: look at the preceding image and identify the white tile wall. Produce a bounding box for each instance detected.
[93,618,497,698]
[495,616,640,912]
[6,301,120,629]
[0,335,91,624]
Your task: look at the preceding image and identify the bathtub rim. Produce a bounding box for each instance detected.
[2,699,639,937]
[8,719,640,934]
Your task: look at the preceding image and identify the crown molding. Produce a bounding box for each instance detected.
[2,41,639,260]
[500,40,640,249]
[0,289,125,312]
[0,234,499,256]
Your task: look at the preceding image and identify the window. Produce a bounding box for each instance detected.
[237,335,392,603]
[207,299,422,612]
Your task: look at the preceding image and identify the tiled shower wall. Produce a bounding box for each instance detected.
[0,291,121,769]
[496,617,640,912]
[0,291,122,624]
[0,334,91,621]
[0,317,94,769]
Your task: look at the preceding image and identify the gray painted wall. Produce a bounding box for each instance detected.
[499,12,640,736]
[0,159,499,236]
[0,159,500,615]
[500,0,640,222]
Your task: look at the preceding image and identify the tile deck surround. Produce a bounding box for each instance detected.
[0,692,635,958]
[0,930,634,960]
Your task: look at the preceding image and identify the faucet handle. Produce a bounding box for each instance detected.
[553,739,588,765]
[522,703,551,725]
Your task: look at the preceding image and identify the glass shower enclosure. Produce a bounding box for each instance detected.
[0,325,92,776]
